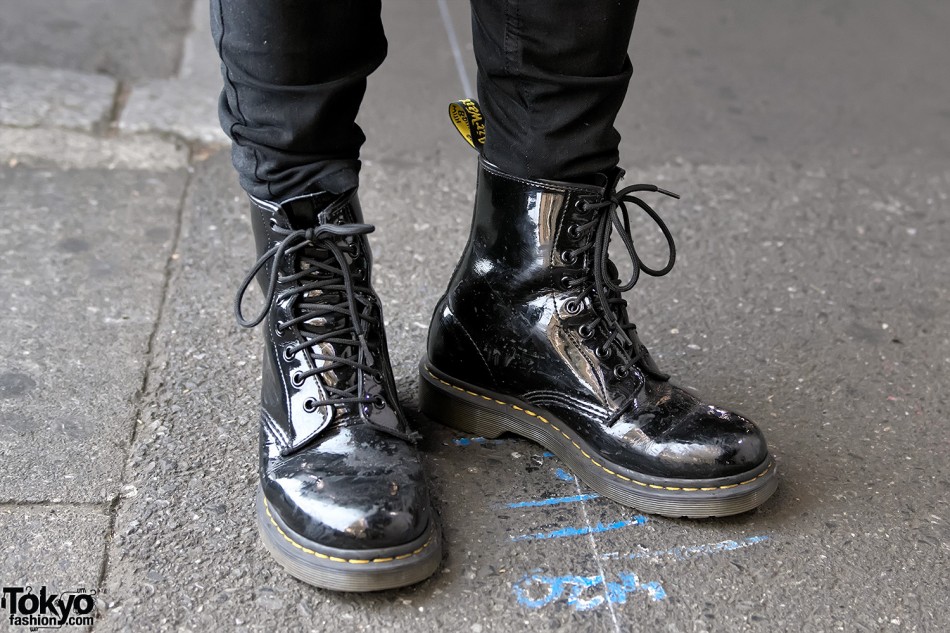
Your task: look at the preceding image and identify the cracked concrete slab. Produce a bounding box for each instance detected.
[0,64,117,132]
[0,166,188,503]
[119,0,228,145]
[0,128,189,171]
[0,504,111,593]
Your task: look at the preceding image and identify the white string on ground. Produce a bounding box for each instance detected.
[574,476,623,633]
[437,0,475,96]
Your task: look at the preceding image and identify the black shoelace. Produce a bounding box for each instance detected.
[234,221,385,415]
[561,182,679,420]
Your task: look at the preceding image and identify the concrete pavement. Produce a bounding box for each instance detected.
[1,1,948,631]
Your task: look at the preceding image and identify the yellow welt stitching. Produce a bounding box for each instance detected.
[426,368,774,493]
[264,498,432,564]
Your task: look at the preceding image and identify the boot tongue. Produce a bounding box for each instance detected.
[281,191,362,228]
[565,167,623,202]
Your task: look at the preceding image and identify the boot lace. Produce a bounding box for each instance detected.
[234,221,406,435]
[560,182,679,394]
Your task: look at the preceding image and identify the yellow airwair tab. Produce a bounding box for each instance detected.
[448,98,485,153]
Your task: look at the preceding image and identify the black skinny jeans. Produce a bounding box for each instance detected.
[212,0,639,202]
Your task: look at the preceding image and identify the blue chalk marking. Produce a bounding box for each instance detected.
[452,437,488,446]
[514,570,666,611]
[542,451,555,458]
[554,468,573,481]
[602,535,770,562]
[510,516,647,542]
[506,493,601,509]
[642,580,667,601]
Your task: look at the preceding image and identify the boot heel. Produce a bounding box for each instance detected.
[419,368,508,439]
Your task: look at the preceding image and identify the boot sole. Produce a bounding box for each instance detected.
[256,487,442,592]
[419,361,777,518]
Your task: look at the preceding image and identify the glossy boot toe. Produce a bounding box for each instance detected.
[607,382,770,480]
[261,424,434,551]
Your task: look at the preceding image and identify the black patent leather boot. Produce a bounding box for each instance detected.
[421,159,777,518]
[235,191,441,591]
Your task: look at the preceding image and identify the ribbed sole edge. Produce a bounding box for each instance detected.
[419,361,777,519]
[256,488,442,592]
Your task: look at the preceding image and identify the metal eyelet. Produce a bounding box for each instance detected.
[566,224,581,239]
[282,347,295,362]
[595,346,612,359]
[564,299,582,315]
[613,366,629,380]
[303,398,318,413]
[291,371,305,387]
[373,395,386,410]
[561,250,577,265]
[268,217,278,228]
[559,274,574,290]
[578,324,594,339]
[574,199,588,211]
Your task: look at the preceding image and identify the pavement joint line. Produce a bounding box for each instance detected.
[105,81,131,130]
[572,474,623,633]
[0,501,112,510]
[0,126,191,170]
[170,8,189,80]
[92,167,195,602]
